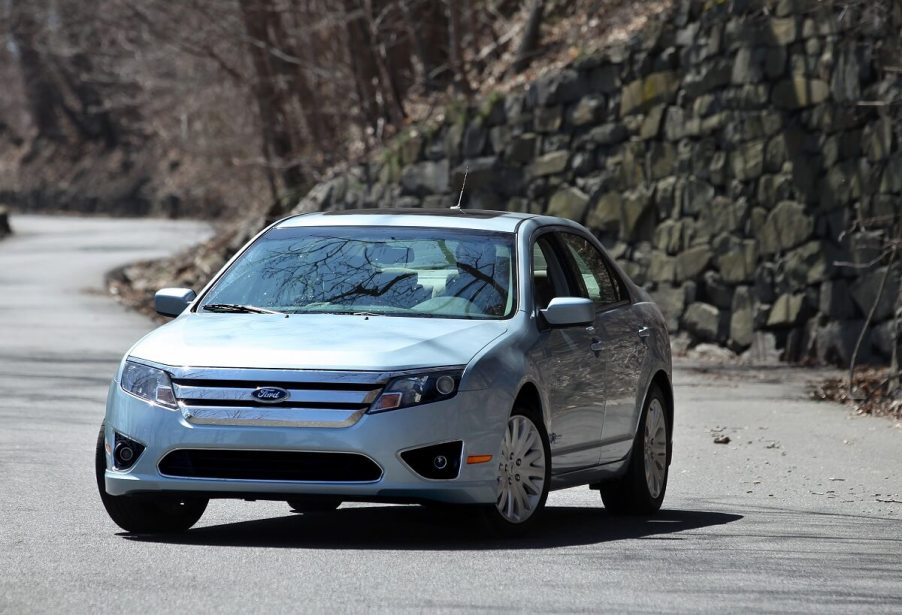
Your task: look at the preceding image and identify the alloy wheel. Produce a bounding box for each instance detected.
[643,398,667,499]
[495,414,547,524]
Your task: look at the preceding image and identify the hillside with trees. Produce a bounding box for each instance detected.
[0,0,664,218]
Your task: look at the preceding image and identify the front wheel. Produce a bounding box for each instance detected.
[482,408,550,535]
[598,386,669,515]
[95,425,207,533]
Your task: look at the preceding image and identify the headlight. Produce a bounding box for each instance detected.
[120,360,178,410]
[369,369,463,413]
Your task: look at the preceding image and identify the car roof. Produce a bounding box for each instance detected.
[277,209,542,233]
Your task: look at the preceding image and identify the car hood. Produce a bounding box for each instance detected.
[129,313,508,371]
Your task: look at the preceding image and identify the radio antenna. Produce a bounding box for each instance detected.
[452,164,468,210]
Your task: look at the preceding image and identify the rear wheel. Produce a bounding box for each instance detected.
[598,387,669,514]
[482,407,550,535]
[95,425,207,533]
[286,498,342,513]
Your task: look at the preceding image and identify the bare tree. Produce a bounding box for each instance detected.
[0,0,562,219]
[447,0,471,95]
[512,0,544,74]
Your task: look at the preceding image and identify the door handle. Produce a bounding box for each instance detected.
[590,338,603,353]
[637,326,650,339]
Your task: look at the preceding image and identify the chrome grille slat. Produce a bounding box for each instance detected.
[167,367,392,385]
[181,406,365,428]
[172,384,378,405]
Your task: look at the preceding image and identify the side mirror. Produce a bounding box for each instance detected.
[154,288,197,317]
[540,297,595,327]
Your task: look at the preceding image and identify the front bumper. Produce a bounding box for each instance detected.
[102,381,509,505]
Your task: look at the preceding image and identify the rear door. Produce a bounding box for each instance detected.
[556,232,647,465]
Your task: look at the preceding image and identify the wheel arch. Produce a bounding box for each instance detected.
[513,381,544,424]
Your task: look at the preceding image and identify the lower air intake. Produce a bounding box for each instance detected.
[159,449,382,482]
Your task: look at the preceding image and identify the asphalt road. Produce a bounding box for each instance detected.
[1,215,901,614]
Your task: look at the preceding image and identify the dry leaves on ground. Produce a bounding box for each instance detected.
[810,367,902,419]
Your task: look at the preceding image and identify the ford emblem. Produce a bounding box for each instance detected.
[252,387,289,404]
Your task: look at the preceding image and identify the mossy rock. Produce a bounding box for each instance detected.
[620,71,680,116]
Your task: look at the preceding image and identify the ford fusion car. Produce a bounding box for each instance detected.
[96,209,673,534]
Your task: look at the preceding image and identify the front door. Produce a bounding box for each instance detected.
[529,236,604,473]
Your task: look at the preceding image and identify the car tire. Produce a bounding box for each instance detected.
[481,406,551,536]
[95,425,207,533]
[286,498,342,513]
[598,386,669,515]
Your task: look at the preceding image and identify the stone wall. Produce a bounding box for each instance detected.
[290,0,902,366]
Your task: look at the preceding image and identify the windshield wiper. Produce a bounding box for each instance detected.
[202,303,286,315]
[298,309,384,317]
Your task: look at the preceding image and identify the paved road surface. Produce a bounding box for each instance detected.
[1,215,901,614]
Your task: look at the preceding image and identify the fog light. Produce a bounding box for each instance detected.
[115,443,134,463]
[112,432,145,470]
[400,441,462,480]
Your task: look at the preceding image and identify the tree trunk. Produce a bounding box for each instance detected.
[238,0,306,194]
[288,1,337,153]
[447,0,471,95]
[9,2,64,140]
[342,0,384,133]
[53,54,120,147]
[512,0,544,74]
[405,0,451,89]
[400,0,435,91]
[363,0,406,126]
[10,1,136,147]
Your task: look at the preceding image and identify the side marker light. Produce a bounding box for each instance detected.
[466,455,493,464]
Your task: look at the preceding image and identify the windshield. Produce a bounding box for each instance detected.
[198,226,516,319]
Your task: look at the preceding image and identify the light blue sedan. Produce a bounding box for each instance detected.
[96,209,673,534]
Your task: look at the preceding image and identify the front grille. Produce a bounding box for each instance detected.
[159,449,383,482]
[169,370,387,428]
[171,378,382,408]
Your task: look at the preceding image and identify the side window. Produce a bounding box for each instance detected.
[532,237,566,310]
[559,233,624,307]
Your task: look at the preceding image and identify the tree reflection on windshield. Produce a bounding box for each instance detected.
[199,226,515,319]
